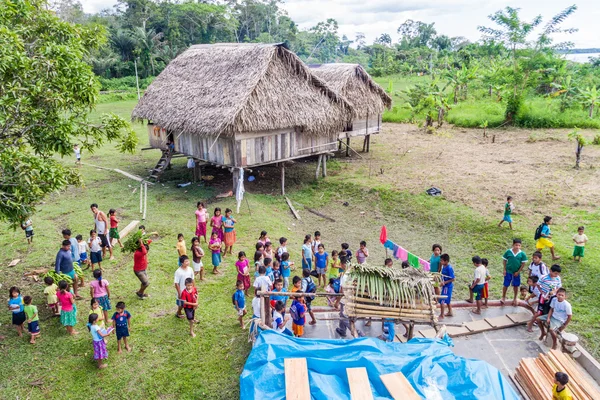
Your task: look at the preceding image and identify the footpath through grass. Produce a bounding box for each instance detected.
[0,99,598,399]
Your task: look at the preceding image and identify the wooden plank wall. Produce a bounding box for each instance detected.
[177,132,235,166]
[147,124,168,150]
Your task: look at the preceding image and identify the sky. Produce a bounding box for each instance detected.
[79,0,600,49]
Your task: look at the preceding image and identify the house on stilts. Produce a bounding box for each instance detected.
[309,63,392,154]
[131,43,352,194]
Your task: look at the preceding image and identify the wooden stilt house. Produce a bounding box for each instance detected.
[309,63,392,153]
[132,43,352,193]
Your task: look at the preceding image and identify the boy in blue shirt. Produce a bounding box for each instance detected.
[535,216,560,261]
[314,244,329,288]
[111,301,131,353]
[290,294,306,337]
[280,252,293,290]
[439,254,455,320]
[233,281,246,329]
[270,279,288,306]
[264,258,274,283]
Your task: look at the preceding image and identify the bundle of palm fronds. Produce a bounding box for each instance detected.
[122,230,149,253]
[344,264,438,321]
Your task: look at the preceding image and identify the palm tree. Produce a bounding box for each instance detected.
[111,30,137,62]
[132,27,164,76]
[578,86,599,118]
[550,75,578,112]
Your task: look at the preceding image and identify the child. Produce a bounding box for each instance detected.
[254,265,273,292]
[195,202,208,243]
[43,277,60,316]
[528,251,548,278]
[339,250,349,275]
[470,256,486,315]
[519,286,529,301]
[328,250,341,278]
[314,244,329,288]
[222,208,236,257]
[20,217,34,244]
[270,279,289,307]
[276,237,287,262]
[108,209,123,248]
[498,196,514,229]
[74,144,81,165]
[272,260,282,282]
[502,238,528,306]
[191,237,205,281]
[301,269,317,325]
[301,235,312,270]
[23,296,40,344]
[384,258,393,267]
[272,301,292,335]
[258,231,270,246]
[572,226,588,262]
[291,276,302,294]
[90,269,111,324]
[253,250,264,276]
[8,287,25,337]
[341,243,353,263]
[210,207,224,242]
[176,233,187,266]
[536,288,572,350]
[264,258,274,283]
[233,280,246,329]
[57,280,78,335]
[252,291,262,320]
[553,372,573,400]
[311,231,322,255]
[430,244,442,274]
[76,235,90,268]
[181,278,199,336]
[325,278,341,309]
[88,313,112,368]
[535,216,560,261]
[356,241,369,264]
[89,298,106,329]
[290,293,306,337]
[236,251,251,296]
[263,241,275,261]
[208,232,222,275]
[88,230,103,271]
[439,254,455,320]
[524,276,541,308]
[112,301,132,353]
[481,258,492,308]
[280,252,293,290]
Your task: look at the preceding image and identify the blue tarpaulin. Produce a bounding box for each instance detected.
[240,330,518,400]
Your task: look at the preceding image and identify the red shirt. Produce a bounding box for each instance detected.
[180,287,198,308]
[133,245,148,272]
[110,215,118,229]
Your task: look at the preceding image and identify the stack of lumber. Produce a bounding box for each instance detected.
[514,349,600,400]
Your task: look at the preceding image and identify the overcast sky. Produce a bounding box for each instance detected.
[79,0,600,49]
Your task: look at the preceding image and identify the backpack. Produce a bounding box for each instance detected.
[289,302,299,321]
[534,223,545,241]
[303,277,317,294]
[332,278,341,294]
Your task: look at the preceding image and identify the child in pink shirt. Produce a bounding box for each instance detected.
[195,202,208,243]
[90,269,111,324]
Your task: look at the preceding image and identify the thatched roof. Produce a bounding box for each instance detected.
[309,63,392,118]
[132,43,352,137]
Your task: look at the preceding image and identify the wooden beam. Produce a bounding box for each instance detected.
[280,164,285,196]
[8,259,21,267]
[305,207,335,222]
[114,169,154,185]
[380,372,420,400]
[347,367,374,400]
[322,155,327,177]
[285,197,301,220]
[315,154,322,180]
[111,220,139,246]
[284,358,310,400]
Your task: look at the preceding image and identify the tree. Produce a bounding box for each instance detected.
[568,130,586,169]
[132,26,164,76]
[0,0,137,225]
[578,86,599,118]
[375,33,392,47]
[550,75,578,112]
[397,20,437,49]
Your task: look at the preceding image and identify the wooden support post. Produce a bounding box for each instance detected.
[362,136,367,152]
[366,135,371,152]
[262,284,272,328]
[346,138,350,157]
[232,168,240,195]
[139,183,143,213]
[280,163,285,195]
[315,155,322,180]
[322,155,327,177]
[142,182,147,220]
[193,160,202,183]
[408,322,414,340]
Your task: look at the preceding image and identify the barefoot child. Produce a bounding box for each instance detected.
[280,252,293,290]
[89,298,106,329]
[498,196,514,229]
[195,202,208,243]
[88,230,103,271]
[430,244,442,295]
[290,293,306,337]
[301,235,312,271]
[90,269,111,324]
[356,241,369,265]
[535,216,560,261]
[181,278,199,337]
[536,288,572,350]
[8,287,25,337]
[314,244,329,288]
[328,250,341,279]
[43,277,60,316]
[502,238,528,306]
[222,208,237,257]
[276,237,287,262]
[236,251,251,296]
[108,209,123,248]
[233,281,246,329]
[301,270,317,325]
[528,251,548,278]
[210,208,224,242]
[311,231,322,255]
[176,233,187,266]
[112,301,131,353]
[20,217,34,244]
[88,313,113,368]
[572,226,588,262]
[524,276,541,308]
[23,296,40,344]
[438,254,455,320]
[481,258,491,308]
[470,256,486,315]
[191,237,205,281]
[76,235,90,269]
[57,280,78,335]
[209,232,222,274]
[325,278,341,309]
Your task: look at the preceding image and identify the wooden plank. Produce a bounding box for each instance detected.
[347,367,374,400]
[417,329,436,339]
[8,259,21,267]
[305,207,336,222]
[285,197,301,220]
[111,220,139,246]
[113,169,153,184]
[464,319,493,333]
[380,372,421,400]
[445,325,471,336]
[284,358,310,400]
[484,315,515,329]
[506,313,532,324]
[394,334,407,343]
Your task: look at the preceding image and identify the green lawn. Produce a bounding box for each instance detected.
[1,99,599,399]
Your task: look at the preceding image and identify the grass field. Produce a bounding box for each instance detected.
[1,100,599,399]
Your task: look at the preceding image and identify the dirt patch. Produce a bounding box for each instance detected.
[342,124,600,220]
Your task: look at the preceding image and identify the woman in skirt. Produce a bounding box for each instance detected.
[88,313,113,368]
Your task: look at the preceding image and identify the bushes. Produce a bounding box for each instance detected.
[446,100,505,127]
[98,76,155,91]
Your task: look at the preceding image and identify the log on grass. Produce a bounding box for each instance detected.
[112,220,139,246]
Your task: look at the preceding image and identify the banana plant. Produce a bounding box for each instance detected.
[578,86,599,118]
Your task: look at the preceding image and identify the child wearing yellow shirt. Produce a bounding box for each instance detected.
[176,233,187,266]
[553,372,573,400]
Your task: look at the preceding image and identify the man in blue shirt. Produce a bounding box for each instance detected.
[55,240,81,298]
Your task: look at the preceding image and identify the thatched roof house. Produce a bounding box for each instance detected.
[310,63,392,147]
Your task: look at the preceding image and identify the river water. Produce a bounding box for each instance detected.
[564,53,600,63]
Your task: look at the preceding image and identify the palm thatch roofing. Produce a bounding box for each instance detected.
[309,63,392,118]
[132,43,352,137]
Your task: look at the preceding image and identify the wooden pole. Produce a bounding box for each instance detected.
[262,284,272,327]
[315,155,322,180]
[280,164,285,195]
[322,155,327,177]
[367,134,371,152]
[232,168,240,195]
[139,183,143,213]
[142,182,147,220]
[346,138,350,157]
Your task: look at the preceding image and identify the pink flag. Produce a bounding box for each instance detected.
[380,226,388,245]
[395,246,408,261]
[419,258,430,271]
